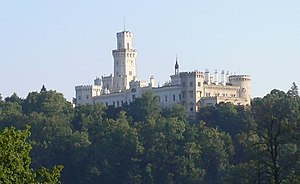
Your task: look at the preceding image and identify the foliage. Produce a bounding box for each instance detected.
[0,126,63,184]
[0,85,300,183]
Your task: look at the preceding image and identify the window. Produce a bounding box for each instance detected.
[198,82,201,87]
[117,101,119,107]
[113,101,115,106]
[190,82,193,87]
[132,95,136,100]
[190,107,193,112]
[189,91,193,98]
[173,94,176,101]
[182,82,185,87]
[179,94,182,100]
[127,43,129,49]
[106,102,108,106]
[86,95,89,99]
[165,95,168,102]
[78,95,81,100]
[129,71,132,76]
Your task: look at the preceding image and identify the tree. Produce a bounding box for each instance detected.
[139,116,205,183]
[86,111,143,184]
[4,93,23,105]
[23,90,73,117]
[126,92,161,122]
[197,102,251,137]
[0,100,26,129]
[287,82,299,97]
[249,90,300,184]
[162,104,187,122]
[28,112,90,184]
[196,122,234,183]
[0,126,63,183]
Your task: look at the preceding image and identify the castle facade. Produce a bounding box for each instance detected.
[75,30,251,118]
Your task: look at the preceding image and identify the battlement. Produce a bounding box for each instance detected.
[75,85,93,90]
[180,71,205,77]
[75,85,101,91]
[229,75,251,81]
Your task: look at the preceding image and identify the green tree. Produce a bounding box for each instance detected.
[162,104,187,122]
[0,126,63,183]
[249,90,300,184]
[126,92,161,122]
[0,100,26,129]
[287,82,299,97]
[139,116,205,183]
[28,112,90,184]
[4,93,23,105]
[86,111,143,184]
[23,90,73,117]
[198,102,250,137]
[196,122,234,184]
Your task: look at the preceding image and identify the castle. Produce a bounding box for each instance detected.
[75,30,251,118]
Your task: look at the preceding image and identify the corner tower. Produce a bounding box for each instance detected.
[112,30,137,92]
[229,75,251,105]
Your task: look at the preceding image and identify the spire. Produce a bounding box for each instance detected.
[175,55,179,75]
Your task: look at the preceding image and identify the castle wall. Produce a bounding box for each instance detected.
[74,30,252,117]
[75,85,102,105]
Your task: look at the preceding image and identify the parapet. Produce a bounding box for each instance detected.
[75,85,102,91]
[180,71,205,78]
[229,75,251,81]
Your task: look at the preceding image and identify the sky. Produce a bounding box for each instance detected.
[0,0,300,101]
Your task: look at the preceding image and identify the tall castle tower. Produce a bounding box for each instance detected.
[112,30,137,92]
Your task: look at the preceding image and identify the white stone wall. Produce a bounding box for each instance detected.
[151,86,182,108]
[75,85,102,105]
[102,75,114,93]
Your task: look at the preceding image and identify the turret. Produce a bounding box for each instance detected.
[229,75,251,104]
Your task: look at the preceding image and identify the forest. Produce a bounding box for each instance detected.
[0,83,299,184]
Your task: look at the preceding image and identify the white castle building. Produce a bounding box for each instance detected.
[75,30,251,118]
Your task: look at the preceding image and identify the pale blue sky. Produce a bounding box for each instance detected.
[0,0,300,100]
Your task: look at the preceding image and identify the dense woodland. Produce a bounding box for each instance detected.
[0,83,300,184]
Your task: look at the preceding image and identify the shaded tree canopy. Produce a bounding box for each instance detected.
[0,126,63,183]
[0,84,299,184]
